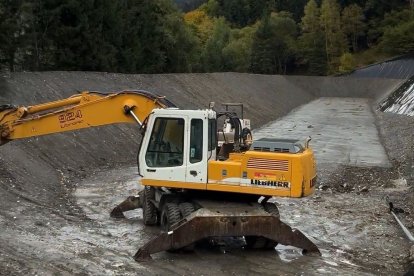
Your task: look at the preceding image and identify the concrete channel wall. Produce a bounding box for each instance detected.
[0,72,402,206]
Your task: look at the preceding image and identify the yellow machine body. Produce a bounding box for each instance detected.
[137,108,317,198]
[142,149,316,198]
[207,149,316,197]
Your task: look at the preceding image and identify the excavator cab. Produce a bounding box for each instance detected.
[139,109,216,186]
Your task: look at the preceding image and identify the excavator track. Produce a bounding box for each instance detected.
[134,200,320,261]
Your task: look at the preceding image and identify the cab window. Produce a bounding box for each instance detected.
[146,118,184,167]
[190,119,203,163]
[208,119,217,152]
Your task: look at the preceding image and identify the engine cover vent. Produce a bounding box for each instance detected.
[251,138,304,154]
[247,158,289,171]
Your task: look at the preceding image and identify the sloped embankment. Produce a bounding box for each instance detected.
[0,72,401,274]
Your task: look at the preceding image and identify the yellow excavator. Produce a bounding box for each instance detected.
[0,90,319,260]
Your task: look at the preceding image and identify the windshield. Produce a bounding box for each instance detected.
[145,117,184,167]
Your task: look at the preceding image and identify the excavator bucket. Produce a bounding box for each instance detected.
[110,195,141,218]
[134,202,320,261]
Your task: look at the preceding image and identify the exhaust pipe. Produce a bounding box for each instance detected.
[304,136,311,149]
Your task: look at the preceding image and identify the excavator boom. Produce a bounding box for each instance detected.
[0,90,175,145]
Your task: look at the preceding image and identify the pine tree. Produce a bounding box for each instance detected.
[222,25,256,72]
[342,4,366,52]
[275,0,308,22]
[0,0,32,71]
[6,0,197,73]
[298,0,327,75]
[301,0,320,33]
[23,0,120,71]
[201,17,230,72]
[380,13,414,55]
[250,13,274,74]
[119,0,197,73]
[320,0,346,73]
[206,0,275,27]
[250,12,297,74]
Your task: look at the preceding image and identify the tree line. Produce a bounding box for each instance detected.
[0,0,412,75]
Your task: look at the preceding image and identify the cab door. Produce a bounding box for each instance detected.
[186,115,208,183]
[141,115,187,182]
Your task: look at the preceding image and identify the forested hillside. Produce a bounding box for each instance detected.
[0,0,412,75]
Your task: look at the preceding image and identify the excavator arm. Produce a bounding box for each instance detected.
[0,90,175,145]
